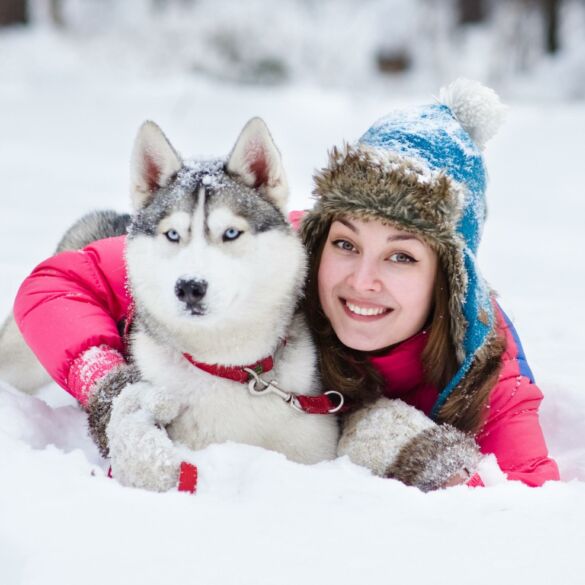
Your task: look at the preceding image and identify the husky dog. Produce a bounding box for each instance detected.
[96,119,340,490]
[1,118,338,491]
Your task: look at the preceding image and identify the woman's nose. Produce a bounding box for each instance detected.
[347,258,383,292]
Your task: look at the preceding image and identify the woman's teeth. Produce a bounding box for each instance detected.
[346,301,387,316]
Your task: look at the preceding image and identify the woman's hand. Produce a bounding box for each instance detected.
[338,398,482,491]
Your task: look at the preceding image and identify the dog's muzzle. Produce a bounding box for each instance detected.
[175,278,208,315]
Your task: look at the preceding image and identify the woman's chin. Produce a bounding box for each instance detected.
[336,329,398,353]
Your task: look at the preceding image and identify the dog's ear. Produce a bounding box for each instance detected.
[130,121,182,210]
[227,117,289,212]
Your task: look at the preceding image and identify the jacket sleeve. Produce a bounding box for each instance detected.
[475,308,560,486]
[288,210,305,231]
[13,236,132,400]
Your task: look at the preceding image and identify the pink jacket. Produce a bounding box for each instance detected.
[14,234,559,487]
[369,324,559,487]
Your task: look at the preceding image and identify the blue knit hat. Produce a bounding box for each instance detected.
[301,79,507,419]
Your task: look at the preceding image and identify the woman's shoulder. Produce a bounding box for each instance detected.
[494,303,536,383]
[485,303,544,417]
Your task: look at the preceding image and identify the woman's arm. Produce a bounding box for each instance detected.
[475,306,560,486]
[13,235,132,406]
[476,375,559,486]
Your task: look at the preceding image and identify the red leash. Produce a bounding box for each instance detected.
[183,353,274,383]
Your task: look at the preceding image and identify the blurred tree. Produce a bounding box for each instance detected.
[48,0,65,28]
[543,0,561,53]
[458,0,486,23]
[0,0,27,26]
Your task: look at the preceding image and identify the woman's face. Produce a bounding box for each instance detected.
[317,218,438,352]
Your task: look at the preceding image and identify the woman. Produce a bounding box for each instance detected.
[294,79,558,488]
[13,80,559,489]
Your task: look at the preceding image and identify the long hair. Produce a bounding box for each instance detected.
[303,220,505,434]
[421,261,506,434]
[421,264,458,390]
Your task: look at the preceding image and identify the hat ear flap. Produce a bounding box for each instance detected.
[227,117,289,213]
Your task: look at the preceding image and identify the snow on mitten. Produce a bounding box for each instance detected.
[337,397,481,492]
[106,381,188,492]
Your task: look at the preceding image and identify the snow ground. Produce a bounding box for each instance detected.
[1,27,585,585]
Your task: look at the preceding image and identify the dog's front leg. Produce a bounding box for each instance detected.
[107,381,188,492]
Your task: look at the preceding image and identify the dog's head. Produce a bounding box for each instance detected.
[125,118,306,355]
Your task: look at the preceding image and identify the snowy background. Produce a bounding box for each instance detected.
[1,1,585,584]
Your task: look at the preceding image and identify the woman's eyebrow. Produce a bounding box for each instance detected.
[335,219,420,243]
[337,218,358,232]
[387,234,420,243]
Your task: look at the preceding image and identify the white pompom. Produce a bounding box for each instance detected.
[438,78,507,150]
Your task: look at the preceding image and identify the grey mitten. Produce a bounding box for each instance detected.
[106,381,186,492]
[86,363,142,457]
[337,397,481,492]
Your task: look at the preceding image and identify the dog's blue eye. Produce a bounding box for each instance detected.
[223,228,242,242]
[165,229,181,243]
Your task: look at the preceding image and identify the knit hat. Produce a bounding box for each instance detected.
[300,79,507,419]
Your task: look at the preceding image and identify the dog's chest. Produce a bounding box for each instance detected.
[133,334,337,463]
[131,319,338,463]
[169,372,291,447]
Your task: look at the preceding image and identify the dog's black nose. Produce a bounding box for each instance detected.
[175,278,208,308]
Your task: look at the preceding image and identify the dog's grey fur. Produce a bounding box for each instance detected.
[56,210,131,252]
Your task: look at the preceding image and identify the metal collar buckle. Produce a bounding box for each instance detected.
[243,367,343,414]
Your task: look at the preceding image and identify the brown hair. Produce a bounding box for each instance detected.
[421,259,506,434]
[303,218,505,434]
[436,333,506,434]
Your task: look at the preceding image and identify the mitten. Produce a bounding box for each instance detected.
[106,381,189,492]
[337,397,482,491]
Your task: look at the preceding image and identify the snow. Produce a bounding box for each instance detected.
[1,23,585,585]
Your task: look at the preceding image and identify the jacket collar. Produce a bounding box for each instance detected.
[369,330,430,397]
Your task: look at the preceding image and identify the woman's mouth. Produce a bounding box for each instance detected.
[342,299,392,320]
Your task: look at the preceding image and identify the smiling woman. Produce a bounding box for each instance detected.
[299,78,559,490]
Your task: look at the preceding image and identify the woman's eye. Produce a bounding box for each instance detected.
[389,252,415,263]
[223,227,242,242]
[165,229,181,243]
[333,239,356,252]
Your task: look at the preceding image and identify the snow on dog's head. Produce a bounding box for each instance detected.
[125,119,306,358]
